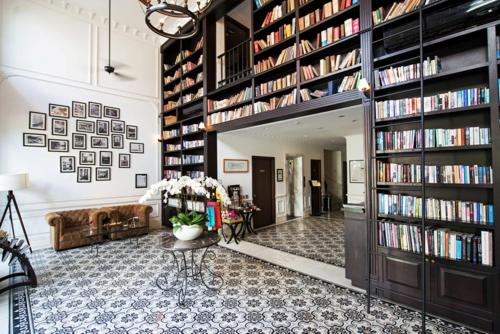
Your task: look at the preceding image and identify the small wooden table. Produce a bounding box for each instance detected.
[221,217,243,244]
[236,207,261,238]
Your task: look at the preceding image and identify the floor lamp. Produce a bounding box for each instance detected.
[0,173,31,252]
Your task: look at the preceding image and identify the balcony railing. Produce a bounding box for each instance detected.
[217,39,252,88]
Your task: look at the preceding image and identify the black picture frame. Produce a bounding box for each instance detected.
[135,174,147,188]
[91,136,109,149]
[79,151,96,165]
[104,106,120,119]
[112,134,124,149]
[111,120,125,133]
[277,169,284,182]
[77,167,92,183]
[29,111,46,130]
[51,118,68,136]
[88,102,102,118]
[49,103,70,118]
[48,139,69,152]
[126,125,138,140]
[23,133,46,147]
[72,101,87,118]
[119,153,131,168]
[130,142,144,154]
[60,156,76,173]
[72,133,87,150]
[76,120,95,133]
[96,120,110,136]
[96,167,111,181]
[100,151,113,166]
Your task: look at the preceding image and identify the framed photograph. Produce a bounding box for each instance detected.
[349,160,365,183]
[135,174,147,188]
[60,156,75,173]
[228,185,241,205]
[23,133,46,147]
[29,112,46,130]
[91,136,108,149]
[119,154,131,168]
[72,101,86,118]
[126,125,138,140]
[76,120,95,133]
[111,120,125,133]
[88,102,102,118]
[72,133,87,150]
[96,168,111,181]
[51,118,67,136]
[80,151,96,165]
[277,169,284,182]
[77,167,91,183]
[48,139,69,152]
[49,104,70,118]
[100,151,112,166]
[96,120,109,136]
[223,159,249,173]
[130,142,144,154]
[104,106,120,119]
[112,134,124,149]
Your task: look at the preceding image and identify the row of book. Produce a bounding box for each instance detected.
[301,49,361,81]
[254,19,296,53]
[254,44,296,74]
[164,68,181,85]
[165,144,181,152]
[255,89,297,113]
[298,0,356,31]
[255,72,297,97]
[165,156,181,166]
[298,0,358,10]
[259,0,295,29]
[164,170,182,179]
[183,155,204,164]
[185,170,204,179]
[164,101,177,112]
[378,221,494,266]
[207,87,252,113]
[181,88,204,105]
[314,18,360,49]
[374,56,441,88]
[182,123,201,135]
[378,193,494,225]
[164,83,181,99]
[372,0,423,25]
[181,56,202,74]
[300,72,359,101]
[163,129,180,139]
[183,140,204,149]
[376,161,493,185]
[207,105,253,126]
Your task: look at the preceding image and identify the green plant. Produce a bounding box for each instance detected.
[169,211,207,232]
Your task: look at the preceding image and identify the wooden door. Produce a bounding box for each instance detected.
[311,159,321,181]
[252,156,275,229]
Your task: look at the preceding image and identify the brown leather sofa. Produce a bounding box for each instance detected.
[101,205,152,240]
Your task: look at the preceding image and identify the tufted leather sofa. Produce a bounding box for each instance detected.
[99,205,152,240]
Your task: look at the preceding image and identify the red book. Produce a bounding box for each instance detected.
[316,32,321,48]
[340,0,346,10]
[346,0,352,7]
[333,26,340,41]
[352,18,360,33]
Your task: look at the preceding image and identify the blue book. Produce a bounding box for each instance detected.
[352,0,359,3]
[488,206,494,225]
[327,81,337,95]
[456,237,462,261]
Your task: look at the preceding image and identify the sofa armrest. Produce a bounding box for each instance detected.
[89,209,108,229]
[133,205,153,225]
[46,213,62,227]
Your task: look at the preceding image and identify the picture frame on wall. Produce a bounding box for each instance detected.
[23,133,46,147]
[96,120,109,136]
[80,151,96,165]
[126,125,138,140]
[91,136,108,149]
[112,134,124,149]
[29,112,46,130]
[72,133,87,150]
[60,156,75,173]
[277,169,284,182]
[72,101,86,118]
[49,104,70,118]
[96,168,111,181]
[135,174,147,188]
[349,160,365,183]
[77,167,91,183]
[76,120,95,133]
[48,139,69,152]
[223,159,249,173]
[130,142,144,154]
[88,102,102,118]
[104,106,120,119]
[51,118,67,136]
[119,154,130,168]
[111,120,125,133]
[100,151,112,166]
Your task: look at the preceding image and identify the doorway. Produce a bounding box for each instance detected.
[252,156,275,229]
[286,155,304,220]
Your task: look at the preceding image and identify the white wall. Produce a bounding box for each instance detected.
[345,134,365,204]
[0,0,161,248]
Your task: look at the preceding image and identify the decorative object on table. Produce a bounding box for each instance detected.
[349,160,365,183]
[206,201,222,231]
[104,106,120,119]
[130,142,144,153]
[49,104,70,118]
[51,118,68,136]
[100,151,112,166]
[80,151,96,165]
[227,185,241,206]
[96,120,110,136]
[91,136,109,149]
[29,111,46,130]
[60,156,76,173]
[119,154,131,168]
[72,101,86,118]
[276,168,284,182]
[223,159,249,173]
[23,133,46,147]
[48,139,69,152]
[76,120,95,133]
[170,211,206,241]
[112,134,124,149]
[0,237,37,294]
[96,168,111,181]
[220,208,243,244]
[88,102,102,118]
[135,174,148,188]
[77,167,91,183]
[72,133,87,150]
[0,173,32,252]
[126,125,138,140]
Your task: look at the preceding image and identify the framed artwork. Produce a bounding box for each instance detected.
[96,120,109,136]
[135,174,147,188]
[119,153,131,168]
[130,142,144,154]
[277,169,284,182]
[76,120,95,133]
[60,156,75,173]
[29,112,46,130]
[51,118,67,136]
[100,151,112,166]
[96,168,111,181]
[72,133,87,150]
[72,101,86,118]
[77,167,91,183]
[126,125,138,140]
[23,133,46,147]
[79,151,96,165]
[111,120,125,133]
[349,160,365,183]
[104,106,120,119]
[223,159,249,173]
[48,139,69,152]
[91,136,108,149]
[88,102,102,118]
[112,134,124,149]
[49,104,70,118]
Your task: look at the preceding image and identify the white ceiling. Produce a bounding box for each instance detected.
[224,105,364,149]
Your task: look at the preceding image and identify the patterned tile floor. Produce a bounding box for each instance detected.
[18,231,481,334]
[244,216,345,267]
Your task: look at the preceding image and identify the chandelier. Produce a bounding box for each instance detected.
[138,0,213,39]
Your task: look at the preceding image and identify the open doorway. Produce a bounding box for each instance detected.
[285,155,304,221]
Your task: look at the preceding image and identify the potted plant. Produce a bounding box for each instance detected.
[170,211,207,240]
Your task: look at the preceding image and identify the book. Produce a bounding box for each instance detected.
[207,87,252,112]
[255,72,297,97]
[373,0,423,25]
[207,104,253,126]
[254,19,296,53]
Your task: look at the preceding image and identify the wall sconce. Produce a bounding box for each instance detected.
[358,78,371,95]
[198,122,206,131]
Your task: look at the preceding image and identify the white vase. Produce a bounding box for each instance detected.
[173,224,203,241]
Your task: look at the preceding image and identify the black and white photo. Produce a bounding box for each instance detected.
[119,154,130,168]
[100,151,112,166]
[130,142,144,153]
[23,133,46,147]
[96,120,109,136]
[48,139,69,152]
[79,151,96,165]
[72,133,86,150]
[89,102,102,118]
[112,134,124,149]
[29,112,46,130]
[77,167,91,183]
[104,106,120,119]
[96,168,111,181]
[72,101,86,118]
[91,136,108,149]
[76,120,95,133]
[49,104,70,118]
[126,125,138,140]
[52,118,67,136]
[111,120,125,133]
[135,174,147,188]
[60,156,75,173]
